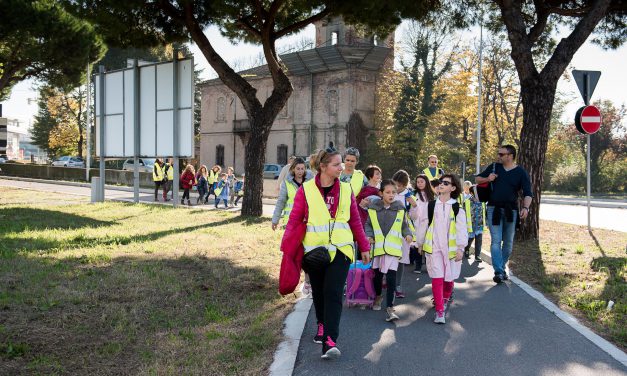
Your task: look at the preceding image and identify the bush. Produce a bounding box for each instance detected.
[549,164,586,193]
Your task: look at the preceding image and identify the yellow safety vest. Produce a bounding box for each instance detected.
[348,170,364,197]
[368,209,403,258]
[423,167,442,182]
[208,170,218,185]
[214,181,224,196]
[462,196,487,233]
[302,180,354,262]
[282,181,298,224]
[423,206,458,260]
[164,163,174,180]
[152,164,164,182]
[407,195,417,241]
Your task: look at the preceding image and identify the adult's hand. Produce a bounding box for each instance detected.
[520,207,529,220]
[488,173,498,182]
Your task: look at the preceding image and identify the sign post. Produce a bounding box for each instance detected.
[572,70,601,232]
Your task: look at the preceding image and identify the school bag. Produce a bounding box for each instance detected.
[427,200,460,227]
[475,163,496,202]
[345,260,376,309]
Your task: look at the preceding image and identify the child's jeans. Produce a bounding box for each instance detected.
[373,268,396,308]
[197,187,207,202]
[215,198,228,208]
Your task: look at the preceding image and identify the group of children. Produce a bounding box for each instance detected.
[178,163,245,208]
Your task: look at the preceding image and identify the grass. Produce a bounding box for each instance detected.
[494,221,627,350]
[0,187,294,375]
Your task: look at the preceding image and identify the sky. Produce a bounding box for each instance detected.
[2,20,625,129]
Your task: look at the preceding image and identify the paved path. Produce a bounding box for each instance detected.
[293,260,626,376]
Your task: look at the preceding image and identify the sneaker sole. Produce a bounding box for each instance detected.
[386,316,399,322]
[434,319,446,324]
[321,347,341,359]
[313,339,323,344]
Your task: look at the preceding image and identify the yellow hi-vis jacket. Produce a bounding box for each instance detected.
[302,180,354,262]
[164,163,174,181]
[153,164,164,182]
[348,170,365,197]
[368,209,404,258]
[282,182,297,223]
[208,169,218,185]
[462,197,487,233]
[423,206,458,260]
[423,167,443,182]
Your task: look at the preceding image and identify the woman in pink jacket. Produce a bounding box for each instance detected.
[281,148,370,360]
[415,174,468,325]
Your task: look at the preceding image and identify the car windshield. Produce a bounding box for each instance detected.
[142,159,156,166]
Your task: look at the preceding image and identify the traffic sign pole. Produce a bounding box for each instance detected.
[587,133,591,232]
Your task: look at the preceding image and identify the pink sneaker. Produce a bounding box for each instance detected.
[395,291,406,299]
[313,323,324,344]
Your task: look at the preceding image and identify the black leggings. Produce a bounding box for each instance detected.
[154,182,162,199]
[465,233,483,257]
[182,189,190,201]
[373,268,397,308]
[308,252,350,342]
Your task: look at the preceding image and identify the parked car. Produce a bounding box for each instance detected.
[263,163,284,179]
[122,158,156,173]
[51,156,85,168]
[0,156,6,164]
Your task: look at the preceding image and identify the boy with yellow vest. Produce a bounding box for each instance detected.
[365,180,413,322]
[415,174,468,324]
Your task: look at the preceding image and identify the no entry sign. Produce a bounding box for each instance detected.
[575,105,602,134]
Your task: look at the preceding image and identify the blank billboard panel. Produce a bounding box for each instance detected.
[105,115,124,156]
[140,65,156,156]
[156,110,174,156]
[124,69,135,155]
[178,109,193,156]
[156,63,174,110]
[178,59,193,108]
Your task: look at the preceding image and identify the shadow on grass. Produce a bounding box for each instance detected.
[0,252,288,375]
[588,229,607,257]
[0,207,114,235]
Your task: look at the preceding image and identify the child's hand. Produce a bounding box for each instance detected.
[405,235,413,243]
[367,237,375,244]
[361,251,371,264]
[359,198,370,209]
[271,223,278,231]
[417,246,423,255]
[407,196,417,207]
[455,250,463,262]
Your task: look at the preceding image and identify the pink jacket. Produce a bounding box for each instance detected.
[280,174,370,257]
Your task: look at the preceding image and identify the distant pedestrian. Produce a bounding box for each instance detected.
[280,148,370,360]
[423,154,445,182]
[277,156,296,194]
[475,145,532,283]
[214,173,230,209]
[340,147,366,196]
[272,157,313,230]
[196,165,209,204]
[365,179,413,322]
[163,158,174,201]
[152,158,165,202]
[208,165,221,200]
[233,174,244,206]
[179,164,196,206]
[462,181,486,263]
[416,174,468,324]
[410,174,435,274]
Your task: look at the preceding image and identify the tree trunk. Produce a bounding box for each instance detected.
[240,116,270,216]
[517,81,556,240]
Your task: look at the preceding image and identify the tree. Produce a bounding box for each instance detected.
[31,86,81,158]
[480,0,626,239]
[68,0,440,216]
[0,0,105,100]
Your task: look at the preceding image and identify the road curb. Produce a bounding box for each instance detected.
[479,249,627,367]
[269,297,313,376]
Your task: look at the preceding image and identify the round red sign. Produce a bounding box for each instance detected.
[575,105,602,135]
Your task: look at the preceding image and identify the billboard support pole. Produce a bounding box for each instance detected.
[173,49,180,207]
[133,59,140,203]
[98,65,106,202]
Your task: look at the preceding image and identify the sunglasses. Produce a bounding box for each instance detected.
[498,152,511,157]
[439,180,452,186]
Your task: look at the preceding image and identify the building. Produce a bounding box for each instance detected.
[199,17,394,173]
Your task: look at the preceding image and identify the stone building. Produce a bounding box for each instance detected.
[199,17,394,173]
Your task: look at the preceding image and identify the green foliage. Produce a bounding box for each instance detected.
[0,0,106,100]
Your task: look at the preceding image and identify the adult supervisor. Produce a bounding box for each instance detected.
[423,154,445,183]
[340,147,366,197]
[475,144,532,284]
[281,148,370,359]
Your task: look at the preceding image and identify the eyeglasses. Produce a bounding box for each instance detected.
[439,180,452,186]
[498,152,511,157]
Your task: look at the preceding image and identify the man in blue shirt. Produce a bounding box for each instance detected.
[476,145,533,284]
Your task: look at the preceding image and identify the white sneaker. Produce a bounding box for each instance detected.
[434,311,446,324]
[300,282,312,297]
[372,296,383,311]
[386,307,399,322]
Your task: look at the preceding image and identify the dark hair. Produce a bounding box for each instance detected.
[501,144,517,159]
[289,157,306,176]
[379,179,396,193]
[430,179,440,188]
[312,148,340,172]
[414,174,435,202]
[365,165,382,180]
[440,174,462,200]
[391,169,410,187]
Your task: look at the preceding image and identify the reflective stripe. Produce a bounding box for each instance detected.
[306,222,351,233]
[369,209,404,258]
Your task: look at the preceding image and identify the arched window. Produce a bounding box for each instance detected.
[277,144,288,165]
[216,97,226,121]
[216,144,225,166]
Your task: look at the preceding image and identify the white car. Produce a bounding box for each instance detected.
[122,158,156,173]
[51,156,85,168]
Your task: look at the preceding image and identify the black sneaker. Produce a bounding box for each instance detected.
[463,250,470,258]
[313,323,324,344]
[502,272,509,281]
[493,274,503,284]
[321,336,341,359]
[475,255,482,263]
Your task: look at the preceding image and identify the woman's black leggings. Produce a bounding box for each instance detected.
[182,189,190,200]
[373,268,397,308]
[308,252,350,342]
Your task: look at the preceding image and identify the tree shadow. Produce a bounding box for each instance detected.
[0,207,114,236]
[588,229,607,257]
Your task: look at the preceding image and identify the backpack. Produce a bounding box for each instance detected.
[427,200,460,227]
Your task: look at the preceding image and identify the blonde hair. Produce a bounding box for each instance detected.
[312,148,340,172]
[308,151,319,173]
[464,180,473,188]
[183,164,195,175]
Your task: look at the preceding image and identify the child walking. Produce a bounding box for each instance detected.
[410,174,435,273]
[416,174,468,324]
[356,165,383,228]
[179,164,196,206]
[462,181,486,262]
[196,165,209,204]
[391,170,418,298]
[365,179,413,322]
[214,173,230,209]
[233,174,244,206]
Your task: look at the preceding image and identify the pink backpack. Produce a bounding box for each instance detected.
[345,266,376,308]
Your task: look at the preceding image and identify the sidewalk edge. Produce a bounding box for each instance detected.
[269,297,313,376]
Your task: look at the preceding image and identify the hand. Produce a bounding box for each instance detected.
[405,235,413,243]
[361,251,371,264]
[520,207,529,220]
[455,250,463,262]
[272,223,278,231]
[367,237,375,244]
[488,173,498,182]
[407,196,417,208]
[360,198,370,209]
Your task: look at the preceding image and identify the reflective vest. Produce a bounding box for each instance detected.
[348,170,364,196]
[282,181,298,223]
[423,167,442,182]
[214,180,224,196]
[302,180,354,262]
[407,195,417,241]
[462,197,487,233]
[208,170,218,185]
[368,209,403,258]
[164,163,174,180]
[153,164,164,182]
[423,206,458,260]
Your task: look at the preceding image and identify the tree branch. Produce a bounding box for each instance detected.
[275,8,331,39]
[235,15,262,39]
[527,0,549,44]
[496,0,538,83]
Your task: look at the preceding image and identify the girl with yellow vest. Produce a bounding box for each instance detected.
[280,148,370,360]
[271,157,313,231]
[390,170,418,299]
[207,165,221,200]
[152,158,165,202]
[365,180,413,322]
[415,174,468,325]
[410,174,436,274]
[462,181,487,262]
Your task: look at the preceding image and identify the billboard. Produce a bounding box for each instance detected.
[0,117,7,154]
[94,58,194,157]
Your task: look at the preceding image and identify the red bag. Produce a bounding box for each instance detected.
[278,221,306,295]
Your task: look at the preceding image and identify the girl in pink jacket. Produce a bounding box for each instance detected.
[415,174,468,324]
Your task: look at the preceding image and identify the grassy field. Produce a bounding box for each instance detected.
[0,187,294,375]
[502,221,627,350]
